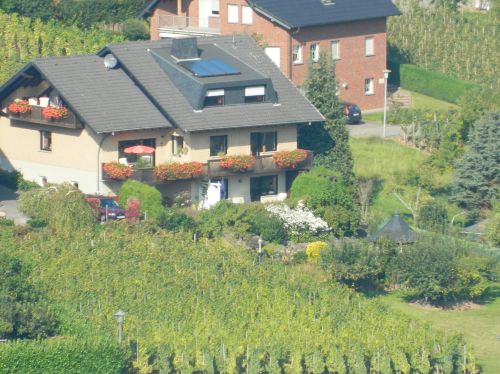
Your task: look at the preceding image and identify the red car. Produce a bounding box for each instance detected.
[86,196,125,221]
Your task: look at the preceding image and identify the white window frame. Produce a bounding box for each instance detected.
[331,40,340,60]
[206,89,225,97]
[365,36,374,56]
[245,86,265,96]
[310,43,320,62]
[364,78,374,95]
[292,45,302,64]
[242,6,253,24]
[227,4,239,24]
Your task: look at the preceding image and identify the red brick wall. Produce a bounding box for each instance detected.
[149,1,388,110]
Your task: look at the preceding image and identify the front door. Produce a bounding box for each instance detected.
[265,47,281,68]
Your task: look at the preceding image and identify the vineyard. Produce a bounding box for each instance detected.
[0,12,123,85]
[0,224,478,373]
[388,0,500,90]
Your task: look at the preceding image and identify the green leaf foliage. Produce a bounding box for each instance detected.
[156,207,195,232]
[418,201,449,233]
[122,18,150,41]
[119,179,164,220]
[452,112,500,212]
[0,338,128,374]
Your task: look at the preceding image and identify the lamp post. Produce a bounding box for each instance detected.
[114,310,126,344]
[382,69,391,138]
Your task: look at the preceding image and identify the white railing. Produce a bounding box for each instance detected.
[157,14,221,35]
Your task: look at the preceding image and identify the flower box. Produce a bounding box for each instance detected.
[155,161,203,181]
[42,106,69,120]
[272,149,308,168]
[219,155,256,173]
[7,99,32,115]
[103,162,133,180]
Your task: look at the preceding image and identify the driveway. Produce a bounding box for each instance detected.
[347,121,402,138]
[0,185,28,225]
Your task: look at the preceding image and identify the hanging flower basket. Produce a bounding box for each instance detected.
[42,106,69,120]
[8,99,31,115]
[220,155,256,173]
[272,149,308,168]
[155,161,203,181]
[103,162,133,180]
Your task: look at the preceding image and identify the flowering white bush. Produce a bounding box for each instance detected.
[265,201,330,235]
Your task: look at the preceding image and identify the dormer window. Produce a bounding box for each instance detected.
[204,89,225,106]
[245,86,265,103]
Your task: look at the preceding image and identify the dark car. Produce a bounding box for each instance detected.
[342,102,362,124]
[86,196,126,221]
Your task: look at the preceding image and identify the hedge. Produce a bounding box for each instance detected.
[388,60,481,104]
[0,338,128,374]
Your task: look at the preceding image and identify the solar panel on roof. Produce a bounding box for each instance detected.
[180,59,240,77]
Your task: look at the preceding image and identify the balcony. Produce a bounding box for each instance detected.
[204,151,314,178]
[101,164,157,183]
[157,14,221,36]
[9,106,82,130]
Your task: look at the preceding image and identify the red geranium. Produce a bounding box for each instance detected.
[220,155,256,173]
[155,161,203,180]
[272,149,308,168]
[8,99,31,114]
[103,162,133,180]
[42,106,69,120]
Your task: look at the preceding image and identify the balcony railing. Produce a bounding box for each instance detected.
[101,151,314,183]
[9,106,82,129]
[157,14,221,35]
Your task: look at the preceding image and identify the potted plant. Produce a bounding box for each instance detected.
[103,162,133,180]
[155,161,203,181]
[272,149,308,168]
[42,106,69,121]
[220,155,256,173]
[7,99,31,116]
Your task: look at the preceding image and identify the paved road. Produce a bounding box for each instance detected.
[347,121,402,138]
[0,185,28,225]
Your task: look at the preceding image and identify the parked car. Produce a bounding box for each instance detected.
[86,196,125,221]
[342,102,362,124]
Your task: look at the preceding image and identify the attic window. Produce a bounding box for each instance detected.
[205,89,225,106]
[245,86,265,103]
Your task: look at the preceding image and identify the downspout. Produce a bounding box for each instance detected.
[96,133,111,194]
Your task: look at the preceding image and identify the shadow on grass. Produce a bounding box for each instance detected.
[477,283,500,305]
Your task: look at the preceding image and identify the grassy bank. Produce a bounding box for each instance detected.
[378,287,500,373]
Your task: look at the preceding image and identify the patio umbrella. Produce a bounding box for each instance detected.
[123,145,155,154]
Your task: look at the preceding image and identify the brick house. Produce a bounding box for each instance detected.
[0,36,322,204]
[141,0,400,110]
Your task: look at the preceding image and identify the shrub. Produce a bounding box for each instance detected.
[122,18,150,41]
[119,180,164,219]
[18,183,96,235]
[155,162,203,181]
[0,218,14,226]
[0,168,19,189]
[254,214,288,244]
[320,239,384,290]
[306,241,327,261]
[262,242,282,257]
[102,161,133,180]
[393,236,496,303]
[418,201,449,233]
[388,60,481,104]
[27,218,48,228]
[156,208,195,232]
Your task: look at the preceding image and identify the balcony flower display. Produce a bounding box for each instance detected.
[220,155,256,173]
[42,106,69,120]
[7,99,31,115]
[155,161,203,181]
[103,162,133,180]
[272,149,308,168]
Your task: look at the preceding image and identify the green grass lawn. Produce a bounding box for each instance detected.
[378,287,500,373]
[362,92,456,124]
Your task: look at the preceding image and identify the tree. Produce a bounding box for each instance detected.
[299,53,354,183]
[122,18,150,41]
[0,0,53,21]
[119,180,164,220]
[452,112,500,213]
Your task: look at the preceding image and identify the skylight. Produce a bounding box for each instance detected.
[180,59,241,78]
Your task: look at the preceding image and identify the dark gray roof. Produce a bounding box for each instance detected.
[100,36,324,132]
[368,214,419,244]
[248,0,401,28]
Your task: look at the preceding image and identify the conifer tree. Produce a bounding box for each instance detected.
[452,112,500,213]
[299,53,354,183]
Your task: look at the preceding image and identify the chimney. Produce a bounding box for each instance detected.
[171,37,199,60]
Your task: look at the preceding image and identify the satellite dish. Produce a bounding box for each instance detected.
[103,54,118,70]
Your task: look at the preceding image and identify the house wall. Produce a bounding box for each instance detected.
[150,0,389,110]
